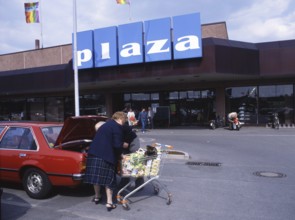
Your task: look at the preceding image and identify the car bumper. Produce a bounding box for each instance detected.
[72,173,85,181]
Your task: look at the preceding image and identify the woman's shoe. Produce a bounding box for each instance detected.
[92,197,101,205]
[106,203,117,211]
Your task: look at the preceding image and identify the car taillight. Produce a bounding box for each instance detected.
[80,161,86,171]
[80,154,87,171]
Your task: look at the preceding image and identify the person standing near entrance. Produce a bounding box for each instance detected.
[127,108,136,127]
[147,107,154,129]
[138,108,148,133]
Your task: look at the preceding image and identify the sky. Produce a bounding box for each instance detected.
[1,0,295,55]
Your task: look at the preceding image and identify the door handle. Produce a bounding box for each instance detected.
[19,153,27,158]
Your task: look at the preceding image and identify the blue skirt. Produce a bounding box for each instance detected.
[84,155,116,190]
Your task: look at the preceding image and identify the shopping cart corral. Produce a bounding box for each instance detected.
[117,143,173,210]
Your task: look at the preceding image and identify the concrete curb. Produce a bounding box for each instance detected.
[165,150,190,160]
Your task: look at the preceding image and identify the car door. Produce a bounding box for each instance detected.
[0,126,37,182]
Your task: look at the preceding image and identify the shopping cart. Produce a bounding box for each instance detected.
[117,143,172,210]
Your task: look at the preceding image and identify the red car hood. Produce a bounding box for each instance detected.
[54,115,107,147]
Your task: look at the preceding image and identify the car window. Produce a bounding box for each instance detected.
[0,127,37,150]
[41,126,62,148]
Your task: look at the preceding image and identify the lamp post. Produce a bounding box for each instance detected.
[73,0,80,116]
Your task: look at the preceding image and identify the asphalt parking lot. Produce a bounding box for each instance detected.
[1,126,295,220]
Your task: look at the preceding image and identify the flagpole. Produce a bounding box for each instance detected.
[73,0,80,116]
[128,0,132,21]
[39,0,43,48]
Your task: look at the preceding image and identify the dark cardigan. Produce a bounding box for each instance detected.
[88,119,123,165]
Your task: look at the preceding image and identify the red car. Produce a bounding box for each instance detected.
[0,115,107,199]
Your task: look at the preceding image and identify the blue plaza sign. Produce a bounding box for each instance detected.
[73,12,202,69]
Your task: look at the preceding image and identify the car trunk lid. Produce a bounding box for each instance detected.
[54,115,107,149]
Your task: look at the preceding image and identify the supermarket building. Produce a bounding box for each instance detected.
[0,12,294,127]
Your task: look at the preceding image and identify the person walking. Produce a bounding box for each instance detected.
[147,107,154,129]
[84,111,127,211]
[138,108,148,133]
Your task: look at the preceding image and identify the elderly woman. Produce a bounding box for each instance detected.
[228,112,238,130]
[84,111,127,211]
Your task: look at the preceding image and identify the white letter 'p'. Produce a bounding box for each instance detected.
[77,49,92,66]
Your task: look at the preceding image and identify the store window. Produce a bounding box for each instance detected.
[226,85,294,125]
[64,96,75,119]
[0,93,106,122]
[179,91,187,99]
[28,98,45,121]
[123,92,159,117]
[188,91,200,99]
[123,90,215,126]
[124,94,131,101]
[151,93,159,100]
[0,98,26,120]
[163,89,215,126]
[80,94,106,116]
[259,85,294,124]
[167,91,178,100]
[201,90,209,98]
[46,97,64,122]
[225,86,258,124]
[131,93,150,101]
[202,90,215,98]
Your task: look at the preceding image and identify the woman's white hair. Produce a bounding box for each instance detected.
[95,121,105,131]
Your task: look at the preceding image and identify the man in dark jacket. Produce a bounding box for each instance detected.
[138,108,148,133]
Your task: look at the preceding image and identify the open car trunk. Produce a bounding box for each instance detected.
[54,115,107,152]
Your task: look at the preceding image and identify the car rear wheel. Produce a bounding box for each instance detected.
[22,168,52,199]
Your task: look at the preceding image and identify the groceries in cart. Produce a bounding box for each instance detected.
[121,145,161,178]
[120,143,173,178]
[145,145,158,156]
[117,143,173,210]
